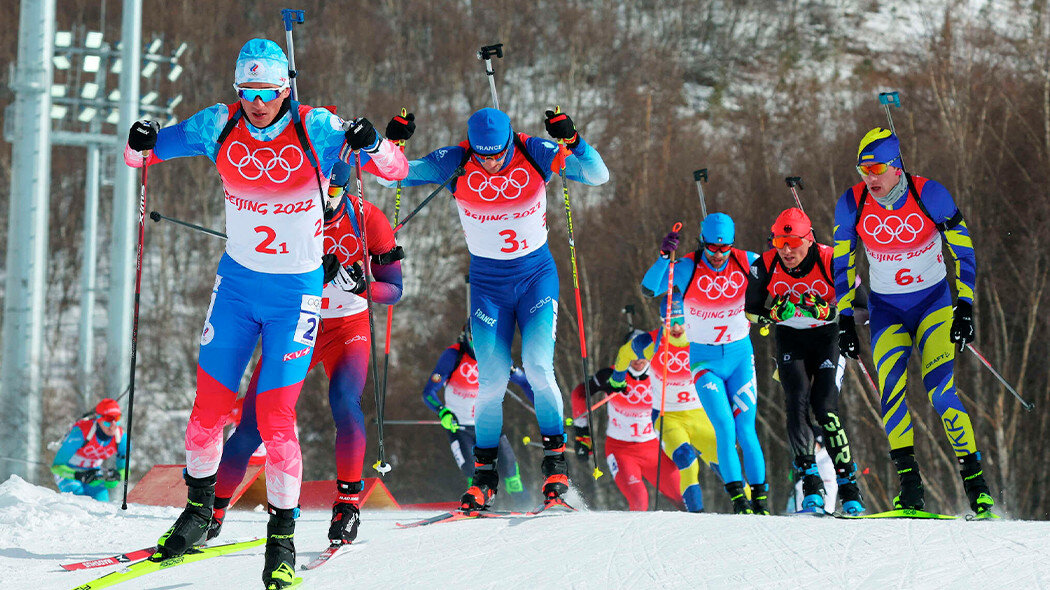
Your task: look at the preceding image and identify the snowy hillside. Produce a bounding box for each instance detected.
[3,476,1047,590]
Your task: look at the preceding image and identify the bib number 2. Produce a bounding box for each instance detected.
[255,225,289,255]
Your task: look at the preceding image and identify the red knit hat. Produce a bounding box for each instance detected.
[771,208,812,238]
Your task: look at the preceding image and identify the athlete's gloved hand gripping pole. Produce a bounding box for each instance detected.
[118,119,161,509]
[550,106,603,480]
[878,90,1031,411]
[653,222,682,511]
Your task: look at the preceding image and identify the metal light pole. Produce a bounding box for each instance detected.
[0,0,56,483]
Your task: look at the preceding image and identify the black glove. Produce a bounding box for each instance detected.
[332,261,366,295]
[950,300,975,345]
[100,467,122,482]
[74,469,100,485]
[344,117,379,152]
[385,113,415,142]
[544,110,580,148]
[573,426,593,461]
[128,120,159,151]
[321,253,341,284]
[838,314,859,359]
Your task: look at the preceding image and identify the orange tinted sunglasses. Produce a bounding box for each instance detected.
[771,235,805,249]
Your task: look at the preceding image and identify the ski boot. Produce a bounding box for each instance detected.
[263,504,297,590]
[461,447,499,511]
[540,435,571,507]
[152,472,215,561]
[891,448,925,510]
[329,480,363,545]
[750,483,770,515]
[959,452,996,518]
[836,462,865,516]
[725,481,753,514]
[795,456,826,512]
[206,495,231,541]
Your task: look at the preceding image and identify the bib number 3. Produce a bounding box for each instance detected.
[499,229,528,253]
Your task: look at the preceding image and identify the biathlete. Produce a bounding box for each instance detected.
[124,38,408,587]
[642,213,767,514]
[209,149,409,547]
[569,333,684,512]
[833,128,993,517]
[422,328,534,504]
[745,207,864,515]
[386,107,608,510]
[51,399,127,502]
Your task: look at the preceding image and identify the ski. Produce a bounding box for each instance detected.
[396,508,547,529]
[831,508,957,520]
[533,497,577,513]
[965,511,1001,521]
[61,547,157,571]
[302,541,364,570]
[69,538,264,590]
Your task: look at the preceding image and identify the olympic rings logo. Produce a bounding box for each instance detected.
[862,213,925,245]
[226,141,304,183]
[465,167,531,201]
[695,271,746,299]
[323,230,360,261]
[654,349,691,374]
[771,279,830,301]
[458,362,479,384]
[624,383,653,405]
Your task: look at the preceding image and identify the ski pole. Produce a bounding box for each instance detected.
[785,176,805,213]
[392,166,465,234]
[121,163,150,510]
[149,211,226,240]
[653,221,682,511]
[855,356,879,396]
[281,8,306,100]
[877,91,906,171]
[505,388,536,415]
[380,107,409,433]
[554,107,602,480]
[477,43,504,109]
[570,392,622,423]
[965,344,1034,411]
[692,168,709,220]
[521,436,543,449]
[622,304,635,333]
[383,420,442,426]
[349,151,392,475]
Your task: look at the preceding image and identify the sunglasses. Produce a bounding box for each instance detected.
[473,148,508,164]
[668,316,685,326]
[856,156,900,177]
[234,84,287,103]
[704,243,733,254]
[99,416,121,427]
[327,185,345,198]
[772,235,805,249]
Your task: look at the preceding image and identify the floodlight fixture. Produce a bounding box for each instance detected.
[85,31,104,49]
[168,94,183,109]
[167,64,183,82]
[50,105,68,120]
[55,31,72,48]
[141,91,158,105]
[108,89,120,101]
[53,55,71,70]
[51,85,66,97]
[106,110,120,125]
[110,57,121,74]
[172,42,188,59]
[81,82,99,100]
[141,61,157,78]
[147,38,162,54]
[82,55,101,73]
[78,107,98,123]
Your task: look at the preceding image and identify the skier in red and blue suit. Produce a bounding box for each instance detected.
[51,399,127,502]
[384,107,608,510]
[124,38,407,586]
[833,127,993,517]
[642,213,768,514]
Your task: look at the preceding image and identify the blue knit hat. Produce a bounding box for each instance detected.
[659,297,685,320]
[467,108,513,155]
[857,127,901,166]
[700,213,735,245]
[234,39,289,87]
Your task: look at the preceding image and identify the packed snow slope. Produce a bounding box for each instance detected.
[2,476,1047,590]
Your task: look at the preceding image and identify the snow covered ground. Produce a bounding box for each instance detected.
[3,475,1049,590]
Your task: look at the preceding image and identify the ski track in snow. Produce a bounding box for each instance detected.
[4,476,1050,590]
